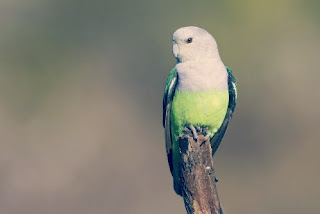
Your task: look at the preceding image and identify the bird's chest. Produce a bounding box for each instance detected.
[171,90,229,128]
[175,62,228,92]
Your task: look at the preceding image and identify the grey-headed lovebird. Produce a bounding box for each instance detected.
[163,26,237,195]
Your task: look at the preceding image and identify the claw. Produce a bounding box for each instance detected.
[203,132,211,142]
[203,127,208,133]
[182,127,191,136]
[188,124,198,140]
[200,132,212,146]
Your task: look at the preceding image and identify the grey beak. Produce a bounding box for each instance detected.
[172,43,179,58]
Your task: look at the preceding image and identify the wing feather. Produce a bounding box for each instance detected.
[163,68,178,174]
[210,66,237,155]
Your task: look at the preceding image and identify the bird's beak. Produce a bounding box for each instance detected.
[172,43,179,58]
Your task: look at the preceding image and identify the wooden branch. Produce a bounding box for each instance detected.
[178,133,223,214]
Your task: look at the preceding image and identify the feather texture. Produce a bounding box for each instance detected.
[210,66,237,155]
[163,66,237,195]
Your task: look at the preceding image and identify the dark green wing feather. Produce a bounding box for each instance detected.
[163,68,178,174]
[210,66,237,156]
[163,68,178,127]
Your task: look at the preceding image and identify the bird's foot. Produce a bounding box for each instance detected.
[188,125,198,141]
[203,132,212,142]
[179,125,199,141]
[179,125,211,144]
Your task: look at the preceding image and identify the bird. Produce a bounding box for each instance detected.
[163,26,237,196]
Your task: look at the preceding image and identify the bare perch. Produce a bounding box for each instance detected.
[178,128,223,214]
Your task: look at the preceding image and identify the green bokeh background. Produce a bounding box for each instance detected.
[1,1,320,213]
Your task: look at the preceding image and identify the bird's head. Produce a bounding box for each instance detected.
[172,26,219,63]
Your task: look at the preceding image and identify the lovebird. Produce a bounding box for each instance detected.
[163,26,237,196]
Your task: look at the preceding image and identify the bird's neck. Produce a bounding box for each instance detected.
[175,59,228,92]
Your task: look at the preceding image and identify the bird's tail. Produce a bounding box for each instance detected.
[173,179,182,196]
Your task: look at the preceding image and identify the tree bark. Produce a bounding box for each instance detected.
[178,134,223,214]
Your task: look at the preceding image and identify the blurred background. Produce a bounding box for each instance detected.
[0,0,320,213]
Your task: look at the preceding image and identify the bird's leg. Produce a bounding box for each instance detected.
[195,126,202,133]
[179,127,191,139]
[201,127,212,145]
[188,124,198,141]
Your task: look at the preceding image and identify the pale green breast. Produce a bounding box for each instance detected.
[170,89,229,140]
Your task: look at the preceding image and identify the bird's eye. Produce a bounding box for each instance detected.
[186,37,193,44]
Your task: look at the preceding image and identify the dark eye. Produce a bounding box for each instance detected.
[186,37,193,44]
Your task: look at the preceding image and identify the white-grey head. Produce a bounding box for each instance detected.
[172,26,220,63]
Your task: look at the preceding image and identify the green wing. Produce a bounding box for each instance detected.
[163,68,178,174]
[210,66,237,156]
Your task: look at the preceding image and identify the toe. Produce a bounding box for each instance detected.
[203,133,211,141]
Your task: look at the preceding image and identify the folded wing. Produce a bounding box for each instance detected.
[163,68,178,174]
[210,66,237,156]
